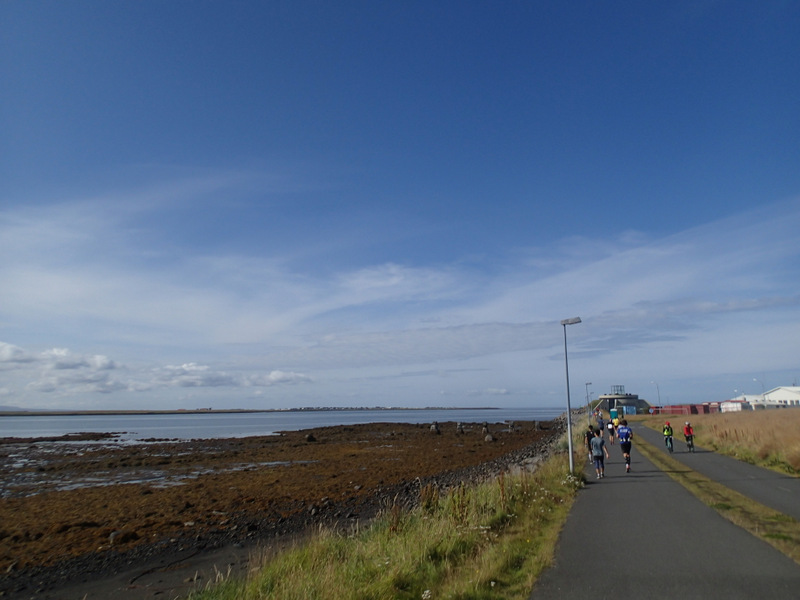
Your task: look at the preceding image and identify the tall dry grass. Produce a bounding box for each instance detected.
[642,409,800,474]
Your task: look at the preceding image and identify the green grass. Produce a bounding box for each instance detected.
[187,452,583,600]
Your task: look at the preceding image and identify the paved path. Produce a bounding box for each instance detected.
[529,432,800,599]
[633,422,800,520]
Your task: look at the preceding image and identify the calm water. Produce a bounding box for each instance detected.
[0,407,563,441]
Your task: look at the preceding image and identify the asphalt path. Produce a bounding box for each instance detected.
[632,422,800,520]
[529,432,800,599]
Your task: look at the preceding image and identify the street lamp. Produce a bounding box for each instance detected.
[651,381,661,409]
[561,316,581,473]
[585,382,593,424]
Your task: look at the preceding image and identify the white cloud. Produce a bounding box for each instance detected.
[150,363,313,390]
[246,370,313,386]
[41,348,119,371]
[0,342,34,364]
[0,343,313,406]
[466,388,511,397]
[155,364,239,388]
[27,368,128,395]
[1,179,799,408]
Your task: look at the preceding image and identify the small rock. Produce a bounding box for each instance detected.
[109,530,139,545]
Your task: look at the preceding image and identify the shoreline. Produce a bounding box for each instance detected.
[0,406,499,417]
[1,418,562,599]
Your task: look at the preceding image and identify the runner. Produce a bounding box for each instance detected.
[590,428,610,479]
[584,425,596,463]
[606,420,615,444]
[616,419,633,473]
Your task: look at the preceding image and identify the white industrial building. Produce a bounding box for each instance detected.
[731,386,800,410]
[720,399,752,412]
[761,386,800,407]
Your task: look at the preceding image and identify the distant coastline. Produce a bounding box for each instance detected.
[0,406,499,417]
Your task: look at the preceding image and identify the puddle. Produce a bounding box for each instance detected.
[0,440,308,498]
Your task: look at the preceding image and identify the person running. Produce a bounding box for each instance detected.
[606,420,615,444]
[683,421,695,452]
[584,425,596,463]
[662,421,674,452]
[616,419,633,473]
[590,429,610,478]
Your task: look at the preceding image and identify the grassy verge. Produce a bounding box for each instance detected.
[633,411,800,475]
[635,435,800,565]
[187,452,582,600]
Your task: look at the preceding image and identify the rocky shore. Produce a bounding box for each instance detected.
[0,418,563,599]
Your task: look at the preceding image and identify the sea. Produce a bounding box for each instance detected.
[0,407,564,442]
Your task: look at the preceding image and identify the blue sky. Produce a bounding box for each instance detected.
[2,1,799,410]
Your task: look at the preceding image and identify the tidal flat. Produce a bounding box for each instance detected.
[0,420,559,597]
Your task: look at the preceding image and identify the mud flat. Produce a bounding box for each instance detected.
[0,419,561,598]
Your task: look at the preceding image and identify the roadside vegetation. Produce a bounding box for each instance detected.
[635,409,800,475]
[188,444,583,600]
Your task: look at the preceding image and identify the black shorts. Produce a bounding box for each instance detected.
[620,441,632,453]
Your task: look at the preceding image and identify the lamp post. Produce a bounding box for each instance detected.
[651,381,661,412]
[585,382,592,424]
[561,317,581,473]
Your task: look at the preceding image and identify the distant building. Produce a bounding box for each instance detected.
[720,400,751,412]
[657,402,720,415]
[596,385,651,415]
[751,386,800,409]
[729,393,762,405]
[715,387,800,411]
[596,385,800,416]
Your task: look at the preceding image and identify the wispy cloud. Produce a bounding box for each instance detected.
[1,178,799,408]
[152,363,311,389]
[1,342,312,408]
